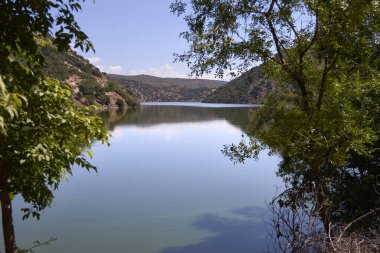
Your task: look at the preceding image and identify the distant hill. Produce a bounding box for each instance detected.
[40,44,138,107]
[124,74,226,88]
[202,66,273,104]
[109,74,226,102]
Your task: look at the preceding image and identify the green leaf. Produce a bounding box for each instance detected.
[12,93,22,107]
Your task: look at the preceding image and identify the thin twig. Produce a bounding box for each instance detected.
[337,207,380,243]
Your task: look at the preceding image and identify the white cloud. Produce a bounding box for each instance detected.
[128,64,232,81]
[128,64,186,78]
[86,59,232,80]
[121,120,241,142]
[86,57,123,75]
[107,66,123,74]
[87,57,101,65]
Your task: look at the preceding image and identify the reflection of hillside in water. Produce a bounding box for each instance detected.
[100,105,257,132]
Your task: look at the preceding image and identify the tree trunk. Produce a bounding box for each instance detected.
[315,171,330,234]
[0,190,17,253]
[0,161,17,253]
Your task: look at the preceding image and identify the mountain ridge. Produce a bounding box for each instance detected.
[40,44,139,107]
[108,73,226,102]
[202,66,274,104]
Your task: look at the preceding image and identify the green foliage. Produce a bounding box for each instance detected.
[223,75,379,229]
[0,76,27,134]
[328,143,380,229]
[224,77,377,166]
[203,66,273,104]
[104,80,139,106]
[0,3,112,253]
[40,45,102,81]
[2,77,109,219]
[175,0,380,231]
[110,74,224,103]
[115,98,125,109]
[171,0,380,109]
[0,0,93,65]
[0,1,112,252]
[327,81,380,228]
[38,44,139,107]
[0,0,95,132]
[79,79,107,105]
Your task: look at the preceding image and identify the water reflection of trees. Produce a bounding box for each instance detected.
[99,99,379,252]
[223,88,380,252]
[169,0,380,250]
[99,105,256,132]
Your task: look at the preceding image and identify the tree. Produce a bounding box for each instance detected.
[115,98,125,109]
[171,0,380,233]
[0,1,109,253]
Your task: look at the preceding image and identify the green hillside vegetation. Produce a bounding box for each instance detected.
[124,74,226,88]
[40,44,139,107]
[109,74,226,102]
[203,66,273,104]
[40,44,102,80]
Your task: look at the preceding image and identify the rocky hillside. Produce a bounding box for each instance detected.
[202,66,273,104]
[108,74,226,102]
[40,45,138,107]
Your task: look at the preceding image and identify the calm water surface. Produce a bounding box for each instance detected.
[5,103,282,253]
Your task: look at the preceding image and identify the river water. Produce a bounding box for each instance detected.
[5,102,282,253]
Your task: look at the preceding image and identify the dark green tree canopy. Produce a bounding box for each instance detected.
[0,0,109,215]
[1,77,109,219]
[0,0,93,67]
[171,0,380,111]
[172,0,380,233]
[0,1,109,252]
[0,0,95,133]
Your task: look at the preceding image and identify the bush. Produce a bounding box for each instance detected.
[115,98,125,108]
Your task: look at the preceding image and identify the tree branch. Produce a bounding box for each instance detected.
[276,2,301,46]
[337,206,380,243]
[265,1,310,112]
[301,11,319,57]
[317,50,340,109]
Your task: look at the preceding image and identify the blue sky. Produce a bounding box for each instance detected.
[75,0,222,79]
